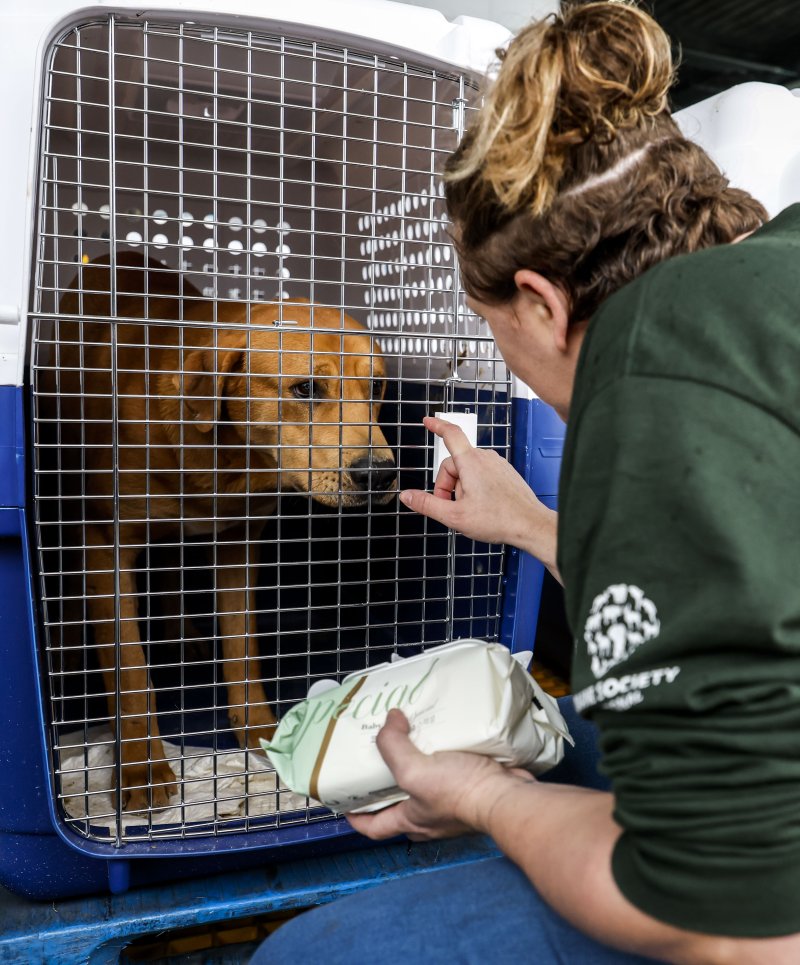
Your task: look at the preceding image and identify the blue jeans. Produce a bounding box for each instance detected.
[250,699,660,965]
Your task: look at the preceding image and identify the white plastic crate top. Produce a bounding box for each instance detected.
[0,0,511,387]
[675,82,800,220]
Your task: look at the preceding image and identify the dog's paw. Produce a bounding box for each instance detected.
[149,761,178,809]
[229,706,278,749]
[120,761,177,812]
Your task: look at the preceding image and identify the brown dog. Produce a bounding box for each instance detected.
[47,253,396,811]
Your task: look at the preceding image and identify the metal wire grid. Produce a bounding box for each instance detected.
[29,15,512,843]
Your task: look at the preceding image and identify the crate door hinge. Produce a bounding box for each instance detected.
[451,97,467,136]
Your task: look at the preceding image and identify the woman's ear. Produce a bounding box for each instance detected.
[513,270,571,352]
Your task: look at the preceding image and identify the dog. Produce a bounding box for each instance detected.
[47,253,396,811]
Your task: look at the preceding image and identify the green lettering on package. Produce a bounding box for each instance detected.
[350,692,375,720]
[260,678,362,792]
[385,684,408,710]
[407,658,438,704]
[370,684,389,717]
[260,656,442,795]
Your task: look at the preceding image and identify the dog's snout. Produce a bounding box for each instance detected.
[350,456,397,493]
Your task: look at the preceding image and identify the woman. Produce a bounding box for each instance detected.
[252,3,800,962]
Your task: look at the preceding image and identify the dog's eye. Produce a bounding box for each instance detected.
[291,380,314,400]
[372,378,385,400]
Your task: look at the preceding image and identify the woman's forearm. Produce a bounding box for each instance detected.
[348,713,798,964]
[467,776,743,965]
[515,504,561,584]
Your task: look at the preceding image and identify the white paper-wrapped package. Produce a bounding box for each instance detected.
[260,639,572,814]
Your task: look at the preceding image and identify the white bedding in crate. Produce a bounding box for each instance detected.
[57,725,311,830]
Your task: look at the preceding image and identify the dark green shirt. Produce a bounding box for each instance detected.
[557,204,800,937]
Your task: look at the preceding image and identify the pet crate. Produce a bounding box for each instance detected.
[0,0,564,901]
[3,1,796,904]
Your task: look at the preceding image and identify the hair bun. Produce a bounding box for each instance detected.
[557,2,674,134]
[446,1,675,215]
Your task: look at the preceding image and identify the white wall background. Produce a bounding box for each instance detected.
[399,0,558,32]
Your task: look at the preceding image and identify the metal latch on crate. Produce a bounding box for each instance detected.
[432,410,478,475]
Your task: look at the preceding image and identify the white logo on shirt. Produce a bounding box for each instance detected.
[584,583,660,678]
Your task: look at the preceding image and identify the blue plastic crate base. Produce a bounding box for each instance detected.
[0,379,564,900]
[0,835,501,965]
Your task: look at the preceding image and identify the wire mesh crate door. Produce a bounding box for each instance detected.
[30,14,511,845]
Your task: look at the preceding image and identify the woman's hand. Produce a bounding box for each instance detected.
[345,709,534,842]
[400,416,561,580]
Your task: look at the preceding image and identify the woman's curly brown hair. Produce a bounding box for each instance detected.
[445,1,767,321]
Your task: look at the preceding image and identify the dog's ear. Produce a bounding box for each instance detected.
[180,338,245,433]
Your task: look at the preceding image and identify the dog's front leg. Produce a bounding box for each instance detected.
[215,526,277,746]
[86,528,177,811]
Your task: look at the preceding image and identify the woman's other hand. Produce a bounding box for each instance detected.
[400,416,561,581]
[345,709,534,842]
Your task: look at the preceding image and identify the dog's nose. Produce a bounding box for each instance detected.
[349,456,397,493]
